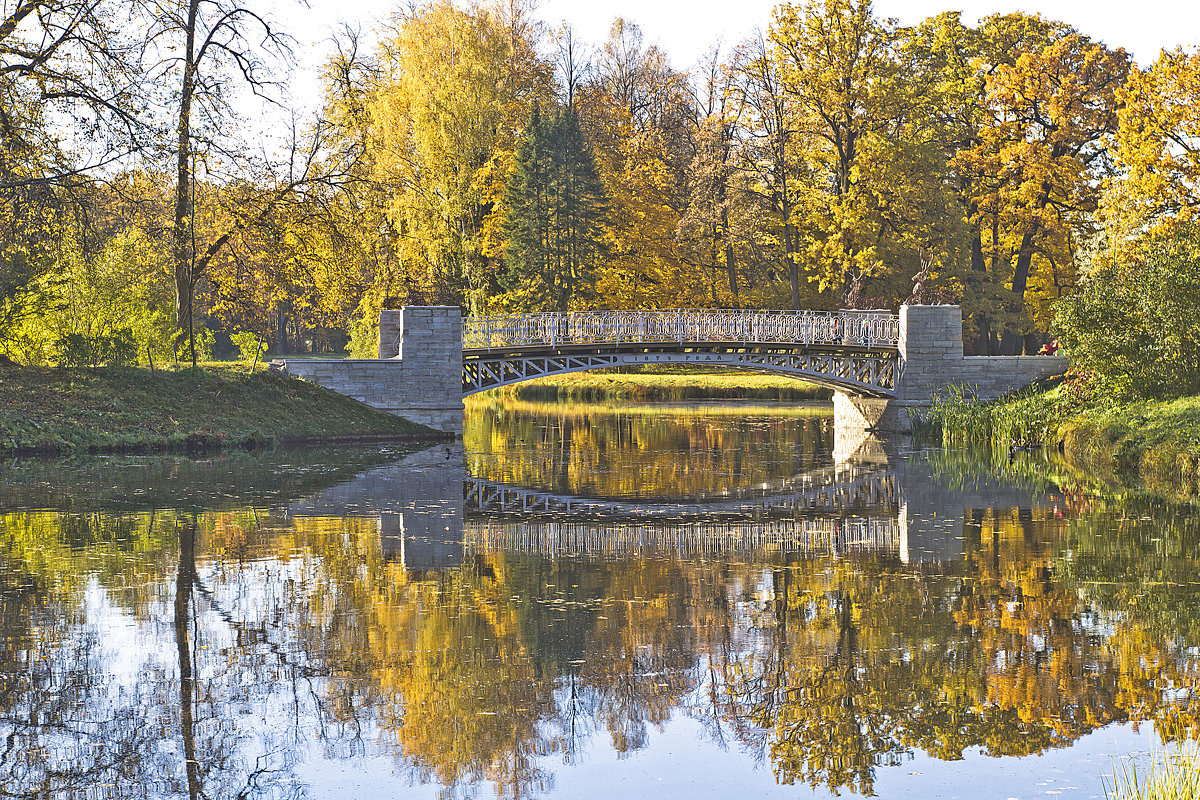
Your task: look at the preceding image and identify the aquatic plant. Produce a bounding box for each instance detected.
[1106,746,1200,800]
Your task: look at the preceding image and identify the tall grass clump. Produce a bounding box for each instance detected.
[920,380,1081,449]
[1105,746,1200,800]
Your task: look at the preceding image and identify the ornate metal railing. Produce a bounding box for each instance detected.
[462,309,899,351]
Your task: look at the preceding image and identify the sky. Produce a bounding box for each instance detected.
[280,0,1200,111]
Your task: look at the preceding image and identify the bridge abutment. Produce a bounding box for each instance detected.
[835,304,1068,433]
[274,306,465,436]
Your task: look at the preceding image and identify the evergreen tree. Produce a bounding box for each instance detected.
[502,101,554,300]
[502,104,608,311]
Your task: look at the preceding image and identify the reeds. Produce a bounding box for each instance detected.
[1106,745,1200,800]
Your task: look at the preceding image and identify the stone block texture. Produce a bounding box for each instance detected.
[837,304,1069,433]
[275,306,465,436]
[378,310,402,359]
[895,305,1067,404]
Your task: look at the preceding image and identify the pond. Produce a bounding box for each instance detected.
[0,400,1197,799]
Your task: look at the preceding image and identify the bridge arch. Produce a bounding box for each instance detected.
[461,348,898,397]
[461,308,900,397]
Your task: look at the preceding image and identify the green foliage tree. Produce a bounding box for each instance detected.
[1053,225,1200,400]
[500,103,608,311]
[3,226,174,365]
[0,0,148,345]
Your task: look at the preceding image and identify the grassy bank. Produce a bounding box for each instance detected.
[0,363,446,456]
[923,382,1200,496]
[477,367,832,403]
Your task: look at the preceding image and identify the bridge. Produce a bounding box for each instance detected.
[460,309,899,397]
[273,304,1067,435]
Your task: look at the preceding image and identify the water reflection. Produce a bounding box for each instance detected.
[465,399,835,499]
[0,405,1198,798]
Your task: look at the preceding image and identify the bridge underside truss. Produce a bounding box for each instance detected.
[462,347,898,398]
[464,471,898,520]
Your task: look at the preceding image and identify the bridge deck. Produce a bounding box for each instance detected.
[462,340,898,358]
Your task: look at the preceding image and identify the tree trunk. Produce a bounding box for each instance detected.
[969,227,998,355]
[1002,227,1038,355]
[721,206,738,303]
[275,301,291,355]
[172,0,200,367]
[174,517,201,800]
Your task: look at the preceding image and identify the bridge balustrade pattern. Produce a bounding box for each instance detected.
[462,308,901,352]
[461,309,902,397]
[464,516,900,560]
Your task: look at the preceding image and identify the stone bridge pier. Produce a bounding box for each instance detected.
[836,304,1067,433]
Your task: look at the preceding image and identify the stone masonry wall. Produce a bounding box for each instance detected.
[378,309,401,359]
[393,306,464,432]
[896,305,1067,403]
[836,305,1068,433]
[275,306,465,436]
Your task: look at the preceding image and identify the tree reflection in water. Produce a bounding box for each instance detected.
[0,432,1199,797]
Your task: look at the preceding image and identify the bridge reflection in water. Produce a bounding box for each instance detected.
[282,438,1057,571]
[466,517,901,561]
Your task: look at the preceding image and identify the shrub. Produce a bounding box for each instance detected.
[55,329,137,368]
[231,331,262,362]
[1054,224,1200,400]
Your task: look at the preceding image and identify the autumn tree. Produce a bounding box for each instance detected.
[953,17,1129,353]
[720,34,811,308]
[582,19,701,308]
[767,0,963,311]
[365,0,553,318]
[678,45,759,306]
[144,0,296,363]
[1107,46,1200,236]
[899,13,1004,350]
[1053,48,1200,398]
[0,0,148,196]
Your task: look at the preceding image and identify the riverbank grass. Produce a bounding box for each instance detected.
[478,367,831,402]
[924,381,1200,493]
[1106,746,1200,800]
[0,363,443,456]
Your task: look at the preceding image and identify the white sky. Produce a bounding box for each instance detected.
[280,0,1200,111]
